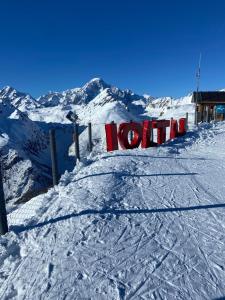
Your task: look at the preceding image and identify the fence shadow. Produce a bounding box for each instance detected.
[72,171,198,183]
[101,154,208,161]
[13,202,225,234]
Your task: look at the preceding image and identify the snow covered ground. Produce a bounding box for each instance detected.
[1,121,225,299]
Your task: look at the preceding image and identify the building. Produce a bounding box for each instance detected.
[192,91,225,122]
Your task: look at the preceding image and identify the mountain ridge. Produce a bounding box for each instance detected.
[1,78,155,110]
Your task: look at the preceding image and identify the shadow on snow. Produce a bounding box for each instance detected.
[13,202,225,234]
[72,171,198,183]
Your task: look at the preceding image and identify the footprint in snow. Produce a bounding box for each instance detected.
[47,263,54,278]
[66,250,73,257]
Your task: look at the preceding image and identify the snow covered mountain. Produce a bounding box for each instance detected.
[146,94,193,119]
[38,78,108,107]
[0,101,76,209]
[0,79,195,208]
[0,78,192,127]
[37,78,151,108]
[0,86,40,112]
[28,78,161,158]
[0,101,52,208]
[29,78,194,131]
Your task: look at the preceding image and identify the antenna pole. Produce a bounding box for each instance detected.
[195,53,201,125]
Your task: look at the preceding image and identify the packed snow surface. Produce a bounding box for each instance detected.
[1,121,225,299]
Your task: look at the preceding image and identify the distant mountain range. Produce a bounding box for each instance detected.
[0,78,154,111]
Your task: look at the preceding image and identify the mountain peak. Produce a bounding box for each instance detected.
[1,85,17,96]
[82,78,110,91]
[89,77,104,83]
[0,86,40,111]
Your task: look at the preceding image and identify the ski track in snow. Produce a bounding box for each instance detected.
[1,122,225,299]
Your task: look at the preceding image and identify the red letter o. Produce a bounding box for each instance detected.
[118,122,142,149]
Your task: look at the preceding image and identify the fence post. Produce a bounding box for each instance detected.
[185,112,188,130]
[204,106,207,122]
[206,106,210,123]
[213,106,217,122]
[0,163,8,235]
[170,117,173,140]
[49,129,59,186]
[88,122,92,152]
[200,105,204,123]
[73,123,80,162]
[194,105,198,125]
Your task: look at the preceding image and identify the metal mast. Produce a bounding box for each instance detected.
[195,53,201,125]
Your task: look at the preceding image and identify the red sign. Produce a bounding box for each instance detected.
[105,118,186,152]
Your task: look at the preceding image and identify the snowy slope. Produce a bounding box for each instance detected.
[146,94,195,125]
[1,122,225,299]
[0,102,52,207]
[0,86,82,207]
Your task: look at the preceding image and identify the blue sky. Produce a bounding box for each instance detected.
[0,0,225,98]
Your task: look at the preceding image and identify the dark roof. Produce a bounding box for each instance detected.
[192,91,225,104]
